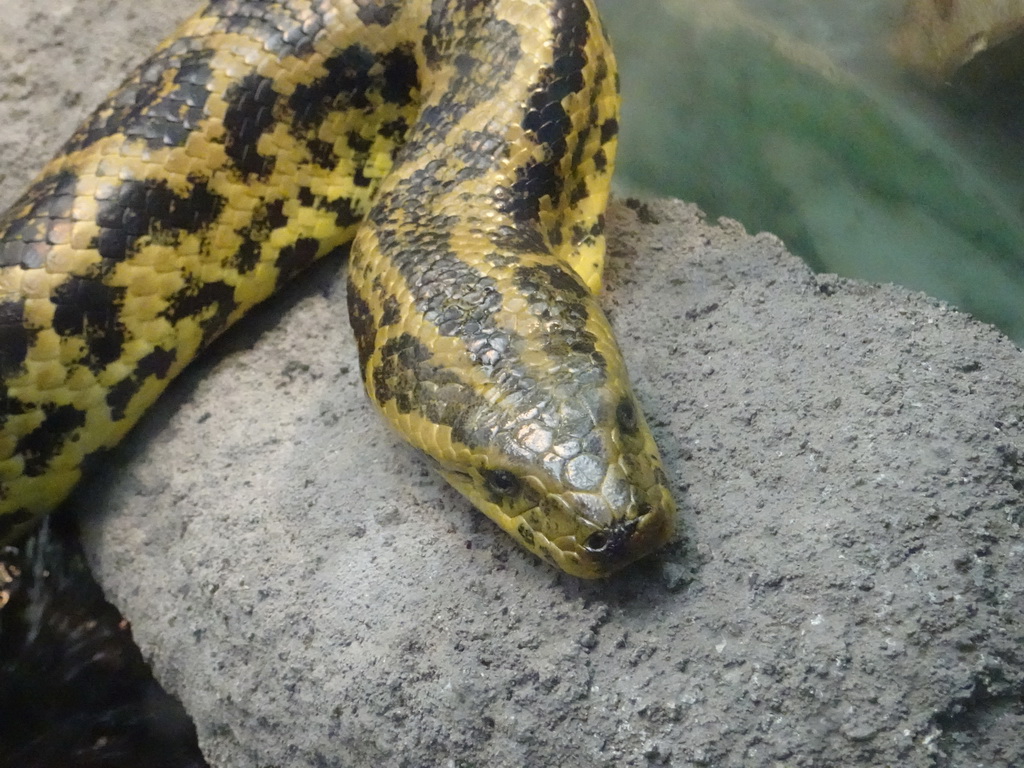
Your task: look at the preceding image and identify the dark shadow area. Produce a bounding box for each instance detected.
[0,511,208,768]
[943,30,1024,140]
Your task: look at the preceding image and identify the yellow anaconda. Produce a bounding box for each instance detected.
[0,0,675,578]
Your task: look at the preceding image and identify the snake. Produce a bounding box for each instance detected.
[0,0,675,579]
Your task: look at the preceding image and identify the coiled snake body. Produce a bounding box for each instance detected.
[0,0,674,578]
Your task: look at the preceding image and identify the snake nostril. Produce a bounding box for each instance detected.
[584,530,610,553]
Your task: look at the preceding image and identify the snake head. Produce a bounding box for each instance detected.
[437,385,676,579]
[351,240,677,577]
[350,231,676,578]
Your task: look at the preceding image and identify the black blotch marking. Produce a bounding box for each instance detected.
[51,279,128,373]
[570,126,591,169]
[162,279,237,342]
[223,73,279,177]
[274,237,320,284]
[450,130,507,180]
[570,217,605,249]
[290,44,417,170]
[264,200,288,230]
[547,224,564,249]
[355,0,402,26]
[423,0,493,66]
[347,286,376,377]
[380,295,401,327]
[418,14,521,144]
[136,346,176,381]
[290,45,376,127]
[232,240,262,274]
[378,47,419,105]
[500,160,554,223]
[307,138,338,169]
[379,117,409,140]
[422,7,454,66]
[0,300,32,380]
[568,179,590,206]
[616,397,639,435]
[323,196,363,228]
[93,177,225,262]
[229,198,289,275]
[497,0,592,222]
[2,397,32,417]
[600,117,619,144]
[514,264,605,374]
[372,334,429,412]
[370,202,508,358]
[371,333,487,446]
[64,47,216,152]
[515,264,588,300]
[104,346,177,421]
[489,224,546,254]
[15,403,87,477]
[368,155,529,373]
[0,394,30,450]
[347,131,374,154]
[353,168,373,188]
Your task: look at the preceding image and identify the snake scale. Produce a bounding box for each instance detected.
[0,0,675,579]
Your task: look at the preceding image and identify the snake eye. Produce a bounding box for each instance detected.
[616,397,639,435]
[484,469,521,496]
[584,530,610,553]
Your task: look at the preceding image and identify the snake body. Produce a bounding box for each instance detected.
[0,0,674,578]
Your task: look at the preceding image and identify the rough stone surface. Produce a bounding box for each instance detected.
[1,2,1023,767]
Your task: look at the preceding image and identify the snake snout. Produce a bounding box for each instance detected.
[582,517,638,557]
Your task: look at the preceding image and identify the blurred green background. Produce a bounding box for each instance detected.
[597,0,1024,344]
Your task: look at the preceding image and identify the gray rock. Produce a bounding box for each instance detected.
[76,198,1024,767]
